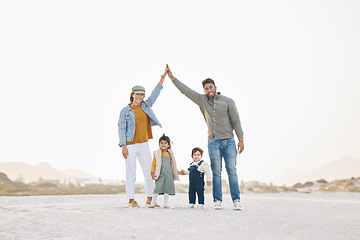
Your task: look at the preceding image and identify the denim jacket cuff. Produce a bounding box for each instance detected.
[156,83,164,89]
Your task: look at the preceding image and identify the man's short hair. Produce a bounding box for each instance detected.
[202,78,216,88]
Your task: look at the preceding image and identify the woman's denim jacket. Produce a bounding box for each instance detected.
[118,83,163,147]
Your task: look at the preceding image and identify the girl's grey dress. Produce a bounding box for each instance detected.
[153,155,175,195]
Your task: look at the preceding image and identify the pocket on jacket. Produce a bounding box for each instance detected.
[125,116,132,126]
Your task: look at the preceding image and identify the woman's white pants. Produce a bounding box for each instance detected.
[125,142,154,199]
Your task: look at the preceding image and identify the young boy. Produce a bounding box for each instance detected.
[179,147,211,209]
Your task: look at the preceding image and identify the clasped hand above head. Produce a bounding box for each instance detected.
[162,64,169,78]
[166,64,175,81]
[159,64,175,84]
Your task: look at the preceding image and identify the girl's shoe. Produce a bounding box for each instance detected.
[187,204,195,209]
[146,201,160,207]
[163,205,170,209]
[128,200,140,208]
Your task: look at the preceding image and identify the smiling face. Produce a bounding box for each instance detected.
[203,83,218,98]
[131,93,145,105]
[159,140,169,151]
[192,151,202,162]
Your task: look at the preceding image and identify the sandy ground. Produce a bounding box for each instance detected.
[0,193,359,240]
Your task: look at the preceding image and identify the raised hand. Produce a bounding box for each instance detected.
[159,64,168,85]
[163,64,168,77]
[167,65,175,81]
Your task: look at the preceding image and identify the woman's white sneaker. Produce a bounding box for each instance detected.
[233,199,241,211]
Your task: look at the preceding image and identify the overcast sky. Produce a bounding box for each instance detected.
[1,0,359,185]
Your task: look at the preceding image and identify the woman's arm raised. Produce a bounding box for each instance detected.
[145,65,167,107]
[158,64,168,85]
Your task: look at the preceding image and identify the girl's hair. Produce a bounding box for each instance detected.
[191,147,203,156]
[130,92,145,103]
[159,134,171,149]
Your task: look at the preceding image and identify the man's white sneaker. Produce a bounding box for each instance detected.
[187,204,195,209]
[233,199,241,211]
[196,204,204,209]
[214,200,222,210]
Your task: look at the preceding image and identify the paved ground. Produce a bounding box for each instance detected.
[1,193,359,240]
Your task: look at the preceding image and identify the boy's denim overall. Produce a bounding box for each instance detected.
[188,160,205,204]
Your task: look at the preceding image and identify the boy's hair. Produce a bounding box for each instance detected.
[202,78,216,88]
[159,134,171,149]
[191,147,203,157]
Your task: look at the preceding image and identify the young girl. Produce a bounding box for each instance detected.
[179,147,212,209]
[149,134,179,208]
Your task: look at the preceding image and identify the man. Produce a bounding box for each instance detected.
[167,66,244,210]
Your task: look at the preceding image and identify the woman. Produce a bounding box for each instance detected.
[118,65,167,207]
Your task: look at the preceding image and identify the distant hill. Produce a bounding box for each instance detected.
[0,172,14,186]
[273,156,360,186]
[0,161,98,183]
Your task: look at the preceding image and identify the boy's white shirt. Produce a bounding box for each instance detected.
[183,160,212,182]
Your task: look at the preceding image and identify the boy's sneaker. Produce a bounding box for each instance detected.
[128,200,139,208]
[214,200,222,210]
[163,205,170,209]
[187,204,195,209]
[196,204,204,209]
[233,199,241,211]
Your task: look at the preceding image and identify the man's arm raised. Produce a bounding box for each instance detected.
[167,66,202,105]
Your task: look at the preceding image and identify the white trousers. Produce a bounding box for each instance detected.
[125,142,154,199]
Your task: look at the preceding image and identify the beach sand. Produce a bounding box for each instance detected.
[1,193,359,240]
